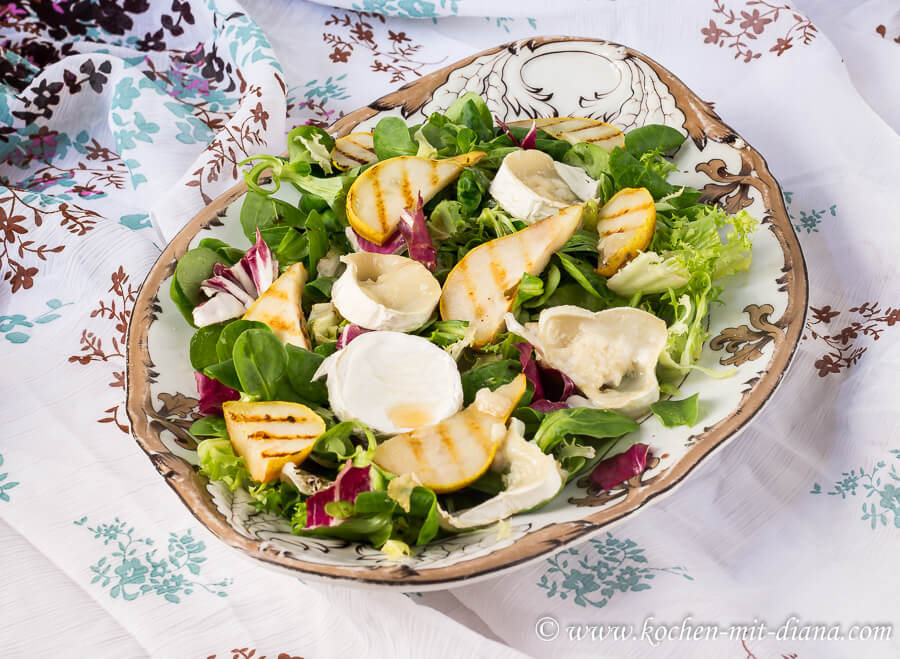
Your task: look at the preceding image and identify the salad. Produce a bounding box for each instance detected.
[171,92,756,556]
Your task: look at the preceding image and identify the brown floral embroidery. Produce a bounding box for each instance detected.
[323,12,441,83]
[875,24,900,44]
[804,302,899,377]
[185,77,279,205]
[68,266,137,433]
[703,1,817,62]
[709,303,785,366]
[206,650,303,659]
[0,186,98,294]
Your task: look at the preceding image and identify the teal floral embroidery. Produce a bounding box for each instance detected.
[484,17,538,32]
[810,450,900,529]
[537,532,692,608]
[76,516,232,603]
[119,213,152,230]
[0,454,19,502]
[0,299,72,343]
[112,111,160,149]
[783,190,837,234]
[353,0,459,18]
[287,77,351,126]
[111,77,140,111]
[206,0,283,71]
[174,116,214,145]
[304,76,351,104]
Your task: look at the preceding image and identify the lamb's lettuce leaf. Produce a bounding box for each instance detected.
[373,116,418,160]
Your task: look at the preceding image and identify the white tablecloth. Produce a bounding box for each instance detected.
[1,0,898,656]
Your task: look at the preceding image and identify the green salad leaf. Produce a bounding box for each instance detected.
[373,116,418,160]
[285,345,328,405]
[624,125,686,157]
[534,407,639,454]
[650,393,700,427]
[461,359,522,406]
[287,125,335,174]
[445,91,495,142]
[216,320,271,363]
[189,324,224,372]
[232,329,287,399]
[196,437,248,491]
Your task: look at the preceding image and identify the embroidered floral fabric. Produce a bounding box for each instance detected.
[1,0,898,657]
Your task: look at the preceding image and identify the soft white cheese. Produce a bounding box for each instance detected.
[331,252,441,332]
[489,149,598,223]
[312,331,463,434]
[505,306,668,417]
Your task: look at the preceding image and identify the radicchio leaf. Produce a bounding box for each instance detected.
[397,193,436,272]
[240,227,278,294]
[194,371,240,416]
[192,295,248,328]
[519,120,537,150]
[192,229,279,327]
[304,461,373,529]
[513,342,545,400]
[200,262,256,305]
[334,461,372,502]
[589,443,649,491]
[541,366,575,402]
[530,399,568,413]
[305,488,335,528]
[337,324,370,349]
[496,117,536,150]
[514,342,575,411]
[352,227,407,255]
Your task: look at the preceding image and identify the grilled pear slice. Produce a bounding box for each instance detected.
[471,372,526,422]
[332,132,377,171]
[346,152,486,245]
[507,117,624,151]
[440,204,583,346]
[595,187,656,276]
[374,375,527,493]
[243,262,311,349]
[223,400,326,482]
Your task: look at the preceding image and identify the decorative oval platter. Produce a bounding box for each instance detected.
[126,37,807,589]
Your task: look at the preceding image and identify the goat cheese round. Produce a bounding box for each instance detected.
[312,331,463,434]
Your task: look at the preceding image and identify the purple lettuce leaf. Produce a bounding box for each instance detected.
[336,324,370,349]
[519,120,537,150]
[353,227,407,255]
[304,487,335,528]
[495,117,536,150]
[541,366,575,402]
[192,294,248,328]
[240,227,278,295]
[589,443,649,491]
[334,462,372,502]
[304,462,373,529]
[397,193,437,272]
[530,399,568,413]
[513,342,545,400]
[193,229,279,327]
[194,371,240,416]
[200,262,256,305]
[514,342,576,411]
